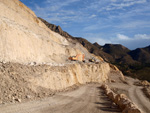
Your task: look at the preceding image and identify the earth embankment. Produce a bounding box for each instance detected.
[0,62,110,104]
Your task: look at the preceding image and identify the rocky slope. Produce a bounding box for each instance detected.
[0,0,120,104]
[38,17,73,39]
[39,17,150,81]
[0,0,96,64]
[39,17,150,64]
[0,62,111,104]
[129,47,150,64]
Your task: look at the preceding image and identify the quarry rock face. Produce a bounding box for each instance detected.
[0,0,92,64]
[28,63,110,90]
[0,0,121,103]
[0,62,110,103]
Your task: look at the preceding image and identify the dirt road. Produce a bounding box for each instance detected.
[0,84,121,113]
[1,76,149,113]
[109,77,150,113]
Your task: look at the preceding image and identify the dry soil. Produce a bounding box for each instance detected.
[0,84,121,113]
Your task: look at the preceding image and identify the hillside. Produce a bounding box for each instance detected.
[129,47,150,63]
[39,17,150,81]
[1,1,150,113]
[0,0,121,105]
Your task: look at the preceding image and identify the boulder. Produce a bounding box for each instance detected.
[101,84,108,90]
[122,106,142,113]
[117,97,132,110]
[114,93,127,104]
[111,79,116,83]
[107,91,117,101]
[141,80,150,86]
[105,88,111,94]
[15,98,21,103]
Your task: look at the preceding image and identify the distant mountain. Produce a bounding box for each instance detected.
[38,17,114,62]
[143,45,150,53]
[102,44,130,61]
[93,42,102,49]
[129,48,150,64]
[39,17,150,81]
[75,38,114,62]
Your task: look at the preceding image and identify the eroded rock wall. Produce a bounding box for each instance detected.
[28,62,110,90]
[0,0,93,64]
[0,62,110,103]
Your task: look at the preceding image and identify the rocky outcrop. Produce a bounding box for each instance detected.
[39,17,150,81]
[101,84,143,113]
[0,62,110,103]
[28,62,110,90]
[129,48,150,64]
[0,0,95,64]
[38,17,74,39]
[0,0,119,104]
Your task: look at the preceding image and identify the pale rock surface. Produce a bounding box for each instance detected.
[114,93,127,104]
[28,63,110,90]
[0,0,117,104]
[122,106,142,113]
[107,91,116,101]
[0,0,92,64]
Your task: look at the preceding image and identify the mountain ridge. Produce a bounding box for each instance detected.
[39,17,150,81]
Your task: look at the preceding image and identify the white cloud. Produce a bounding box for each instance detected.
[32,0,86,24]
[96,38,112,45]
[81,33,112,45]
[89,14,97,18]
[116,34,150,41]
[27,0,150,49]
[135,34,150,39]
[83,25,99,31]
[96,0,147,12]
[86,33,150,49]
[117,34,131,40]
[111,0,117,2]
[89,37,112,45]
[114,20,150,30]
[50,0,80,11]
[113,34,150,49]
[45,0,80,10]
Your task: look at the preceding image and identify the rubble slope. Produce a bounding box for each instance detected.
[0,0,93,64]
[0,0,123,104]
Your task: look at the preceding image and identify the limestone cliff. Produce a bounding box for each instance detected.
[0,0,123,103]
[0,0,93,64]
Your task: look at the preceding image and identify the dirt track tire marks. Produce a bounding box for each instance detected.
[0,84,121,113]
[128,86,150,113]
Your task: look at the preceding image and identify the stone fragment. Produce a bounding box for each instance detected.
[107,91,117,101]
[117,97,131,110]
[114,94,127,104]
[101,84,108,90]
[111,79,116,83]
[26,95,31,99]
[122,106,142,113]
[15,98,21,102]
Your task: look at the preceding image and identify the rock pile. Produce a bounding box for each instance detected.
[134,80,150,86]
[143,86,150,100]
[101,84,143,113]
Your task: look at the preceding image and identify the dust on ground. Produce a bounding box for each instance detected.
[0,62,81,104]
[108,70,150,113]
[0,84,121,113]
[0,62,150,113]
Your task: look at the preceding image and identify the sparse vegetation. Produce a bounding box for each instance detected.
[115,63,150,81]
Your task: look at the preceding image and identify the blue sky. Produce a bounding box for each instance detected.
[20,0,150,50]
